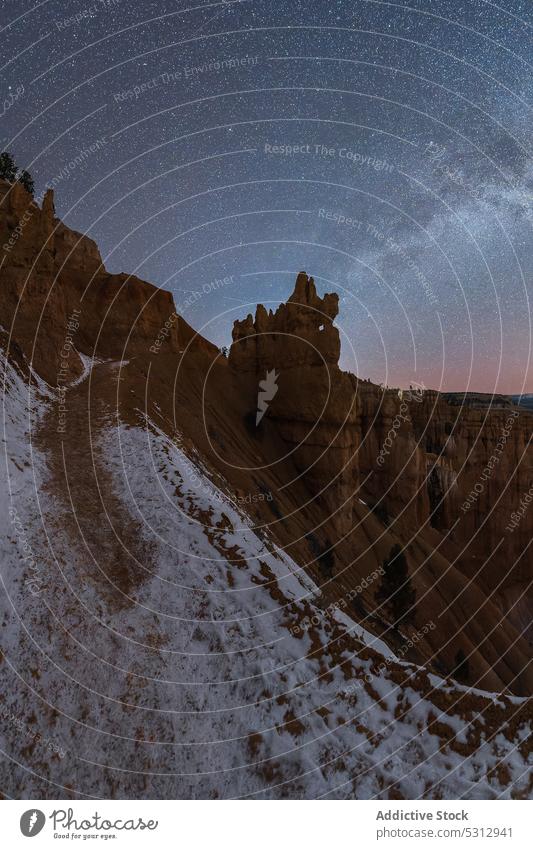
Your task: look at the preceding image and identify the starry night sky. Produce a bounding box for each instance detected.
[1,0,532,391]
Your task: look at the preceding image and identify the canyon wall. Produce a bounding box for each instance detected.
[1,184,531,691]
[229,274,533,671]
[0,179,186,383]
[230,273,533,577]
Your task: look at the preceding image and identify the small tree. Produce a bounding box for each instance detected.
[0,151,17,182]
[0,152,34,195]
[17,169,34,196]
[375,544,416,627]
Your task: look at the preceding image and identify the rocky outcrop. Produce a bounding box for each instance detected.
[230,272,359,535]
[229,275,533,693]
[231,271,341,371]
[0,179,188,384]
[230,273,533,588]
[2,182,531,694]
[358,382,532,591]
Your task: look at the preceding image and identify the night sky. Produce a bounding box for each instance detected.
[1,0,532,391]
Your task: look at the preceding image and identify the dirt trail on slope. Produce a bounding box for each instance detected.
[35,359,154,610]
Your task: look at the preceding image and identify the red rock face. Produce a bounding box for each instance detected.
[0,179,183,383]
[229,274,533,693]
[231,271,341,371]
[1,184,531,694]
[230,272,360,535]
[230,272,532,583]
[358,382,533,595]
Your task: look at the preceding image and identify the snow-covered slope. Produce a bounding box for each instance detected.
[0,355,531,799]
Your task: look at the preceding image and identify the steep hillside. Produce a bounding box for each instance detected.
[0,180,531,798]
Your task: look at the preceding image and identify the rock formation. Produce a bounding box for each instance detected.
[0,179,191,384]
[1,184,531,695]
[228,274,533,693]
[230,272,360,535]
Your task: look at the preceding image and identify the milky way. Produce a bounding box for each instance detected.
[1,0,532,391]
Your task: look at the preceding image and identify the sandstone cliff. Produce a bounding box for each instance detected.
[1,182,531,696]
[228,274,533,695]
[0,179,214,385]
[230,272,359,536]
